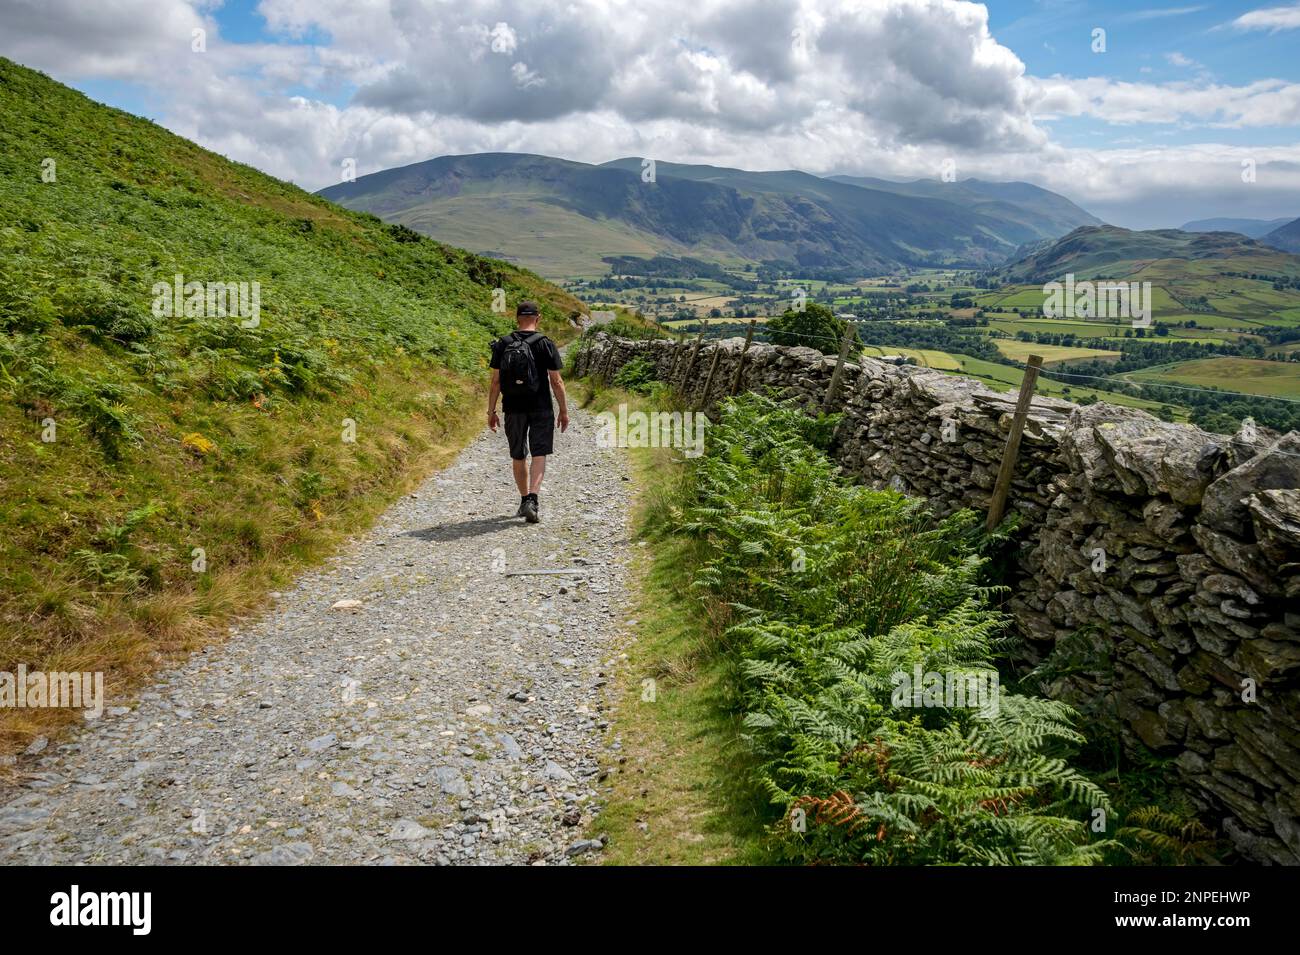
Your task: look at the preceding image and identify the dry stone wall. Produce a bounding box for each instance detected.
[573,332,1300,864]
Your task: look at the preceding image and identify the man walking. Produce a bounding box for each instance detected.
[487,301,568,523]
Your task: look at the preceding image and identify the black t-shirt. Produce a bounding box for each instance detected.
[490,331,563,414]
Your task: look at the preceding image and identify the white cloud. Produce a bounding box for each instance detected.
[1229,3,1300,32]
[1030,76,1300,127]
[0,0,207,81]
[1117,5,1206,21]
[0,0,1297,228]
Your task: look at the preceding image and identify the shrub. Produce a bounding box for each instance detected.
[387,222,423,244]
[0,267,55,333]
[588,315,666,341]
[766,302,855,355]
[612,355,658,394]
[55,279,158,343]
[66,379,142,459]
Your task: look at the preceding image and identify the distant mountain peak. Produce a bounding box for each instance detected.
[1263,216,1300,254]
[1181,216,1296,239]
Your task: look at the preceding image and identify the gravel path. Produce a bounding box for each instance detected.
[0,408,633,865]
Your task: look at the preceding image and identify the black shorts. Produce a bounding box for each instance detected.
[504,409,554,460]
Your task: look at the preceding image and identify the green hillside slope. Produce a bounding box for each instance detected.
[0,57,581,754]
[600,158,1097,241]
[983,224,1300,331]
[994,224,1297,284]
[827,173,1100,237]
[1263,216,1300,254]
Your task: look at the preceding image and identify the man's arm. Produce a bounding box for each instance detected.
[487,368,501,431]
[549,369,569,432]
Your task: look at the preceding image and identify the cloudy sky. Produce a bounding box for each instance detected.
[2,0,1298,228]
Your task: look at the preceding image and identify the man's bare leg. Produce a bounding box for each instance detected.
[528,454,547,495]
[512,458,528,496]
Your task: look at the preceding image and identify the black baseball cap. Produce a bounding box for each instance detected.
[516,300,540,317]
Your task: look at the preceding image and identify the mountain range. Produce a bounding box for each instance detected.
[1180,217,1295,238]
[317,153,1100,278]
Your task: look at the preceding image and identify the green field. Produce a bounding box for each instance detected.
[985,317,1156,338]
[1124,358,1300,398]
[661,315,762,329]
[941,355,1187,417]
[857,341,1187,416]
[1095,336,1231,346]
[978,274,1300,329]
[859,345,961,369]
[978,285,1183,315]
[993,340,1120,364]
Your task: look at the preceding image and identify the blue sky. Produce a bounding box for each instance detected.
[2,0,1298,228]
[994,1,1300,150]
[995,1,1293,80]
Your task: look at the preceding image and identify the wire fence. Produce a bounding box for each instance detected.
[651,320,1300,407]
[592,323,1300,461]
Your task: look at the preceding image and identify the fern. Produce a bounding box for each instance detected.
[1118,806,1220,865]
[668,393,1118,865]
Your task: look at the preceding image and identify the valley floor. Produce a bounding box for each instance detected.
[0,410,633,865]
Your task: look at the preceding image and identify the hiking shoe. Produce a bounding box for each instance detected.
[516,497,529,517]
[522,496,539,523]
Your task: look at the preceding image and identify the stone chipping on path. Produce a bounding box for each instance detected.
[0,407,635,865]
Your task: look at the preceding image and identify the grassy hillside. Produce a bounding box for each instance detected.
[979,226,1300,354]
[0,57,582,756]
[395,194,686,278]
[993,225,1300,287]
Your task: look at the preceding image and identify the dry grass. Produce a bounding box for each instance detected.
[572,379,769,865]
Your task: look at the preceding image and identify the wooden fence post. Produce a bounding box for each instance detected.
[678,330,705,394]
[728,320,757,395]
[699,344,724,410]
[985,355,1043,532]
[822,327,856,412]
[667,330,690,380]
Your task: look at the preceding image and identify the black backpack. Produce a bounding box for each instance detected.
[498,331,545,396]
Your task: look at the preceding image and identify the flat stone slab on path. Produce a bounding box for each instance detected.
[0,409,632,866]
